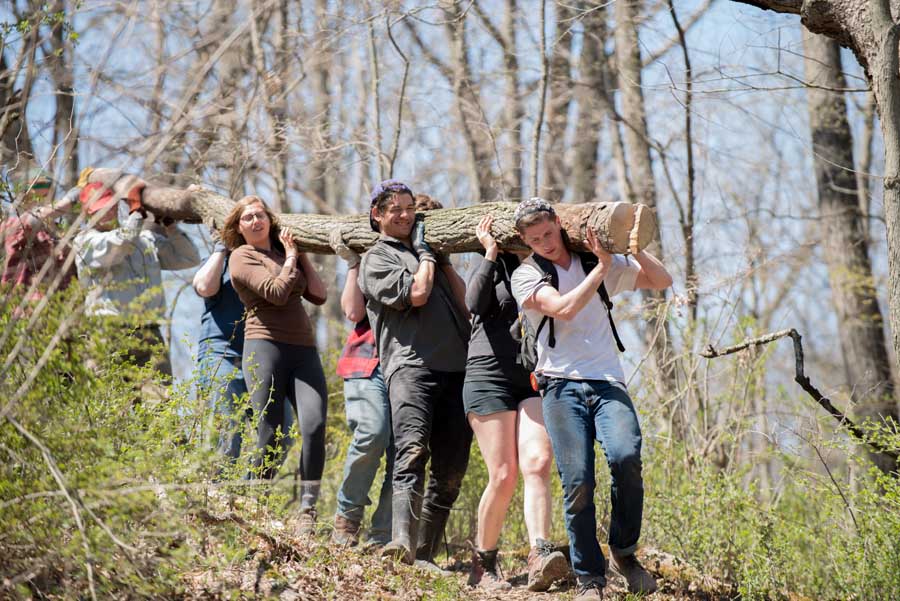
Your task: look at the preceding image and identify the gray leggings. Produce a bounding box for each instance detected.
[242,339,328,481]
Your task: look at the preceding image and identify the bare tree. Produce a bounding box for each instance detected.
[614,0,679,409]
[735,0,900,425]
[541,2,576,199]
[47,0,78,187]
[803,29,897,474]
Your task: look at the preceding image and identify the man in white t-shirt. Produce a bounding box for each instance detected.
[509,198,672,601]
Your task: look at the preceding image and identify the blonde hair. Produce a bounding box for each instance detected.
[221,195,281,250]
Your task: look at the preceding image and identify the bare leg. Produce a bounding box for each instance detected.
[468,410,519,550]
[517,396,554,546]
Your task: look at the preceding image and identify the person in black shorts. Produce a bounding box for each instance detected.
[463,214,567,591]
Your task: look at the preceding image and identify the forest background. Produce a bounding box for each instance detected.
[2,0,899,599]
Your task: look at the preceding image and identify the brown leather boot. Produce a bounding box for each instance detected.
[526,538,569,591]
[331,514,361,547]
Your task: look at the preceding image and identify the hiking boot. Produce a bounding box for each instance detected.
[527,538,569,591]
[331,514,361,547]
[296,507,317,537]
[610,552,657,594]
[467,548,511,590]
[574,580,604,600]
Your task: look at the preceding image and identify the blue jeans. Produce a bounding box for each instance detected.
[198,343,294,463]
[336,366,394,544]
[541,378,644,586]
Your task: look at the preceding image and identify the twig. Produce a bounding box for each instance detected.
[530,0,548,197]
[385,13,410,178]
[701,328,899,462]
[367,20,384,181]
[5,416,98,601]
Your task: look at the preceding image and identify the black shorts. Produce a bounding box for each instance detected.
[463,355,536,416]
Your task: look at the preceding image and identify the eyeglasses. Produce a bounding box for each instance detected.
[240,211,269,224]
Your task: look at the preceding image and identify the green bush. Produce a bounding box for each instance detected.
[2,288,899,599]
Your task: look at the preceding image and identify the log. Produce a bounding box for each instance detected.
[139,185,657,255]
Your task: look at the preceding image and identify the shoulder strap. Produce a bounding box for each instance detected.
[529,254,557,348]
[578,252,625,352]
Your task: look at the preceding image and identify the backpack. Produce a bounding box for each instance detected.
[516,251,625,372]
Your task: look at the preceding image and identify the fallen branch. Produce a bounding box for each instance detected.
[701,328,899,462]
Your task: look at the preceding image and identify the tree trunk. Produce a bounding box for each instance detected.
[733,0,900,424]
[0,22,37,171]
[49,0,78,187]
[142,186,654,254]
[501,0,523,200]
[541,2,576,199]
[803,31,897,474]
[570,3,606,204]
[614,0,679,408]
[446,4,500,202]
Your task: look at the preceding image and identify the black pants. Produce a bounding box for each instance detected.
[243,339,328,481]
[388,366,472,517]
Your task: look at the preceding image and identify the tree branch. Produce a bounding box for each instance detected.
[701,328,899,463]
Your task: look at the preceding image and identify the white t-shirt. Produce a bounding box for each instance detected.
[510,253,639,383]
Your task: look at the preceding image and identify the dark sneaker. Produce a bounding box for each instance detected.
[467,548,511,590]
[574,580,604,601]
[610,552,657,594]
[527,538,569,591]
[331,514,360,547]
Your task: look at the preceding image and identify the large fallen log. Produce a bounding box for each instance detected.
[141,185,657,255]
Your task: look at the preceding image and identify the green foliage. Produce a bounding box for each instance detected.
[2,289,899,599]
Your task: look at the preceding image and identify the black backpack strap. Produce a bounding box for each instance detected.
[579,252,625,352]
[599,282,625,352]
[530,254,558,348]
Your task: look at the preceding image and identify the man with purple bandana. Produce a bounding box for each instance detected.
[358,179,472,567]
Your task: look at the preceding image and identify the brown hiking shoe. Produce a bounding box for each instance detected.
[331,514,360,547]
[574,580,604,600]
[610,552,657,594]
[467,548,511,590]
[527,538,569,591]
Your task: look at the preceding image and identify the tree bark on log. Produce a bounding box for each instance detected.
[139,185,656,255]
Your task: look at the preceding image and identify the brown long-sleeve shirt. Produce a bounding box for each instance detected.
[229,244,323,346]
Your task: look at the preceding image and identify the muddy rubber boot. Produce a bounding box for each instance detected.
[380,492,420,565]
[415,506,450,562]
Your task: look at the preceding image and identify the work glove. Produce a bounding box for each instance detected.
[126,195,145,217]
[329,227,361,268]
[411,216,436,263]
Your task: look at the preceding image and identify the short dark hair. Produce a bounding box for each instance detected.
[414,194,443,211]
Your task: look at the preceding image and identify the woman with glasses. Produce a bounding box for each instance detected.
[222,195,328,534]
